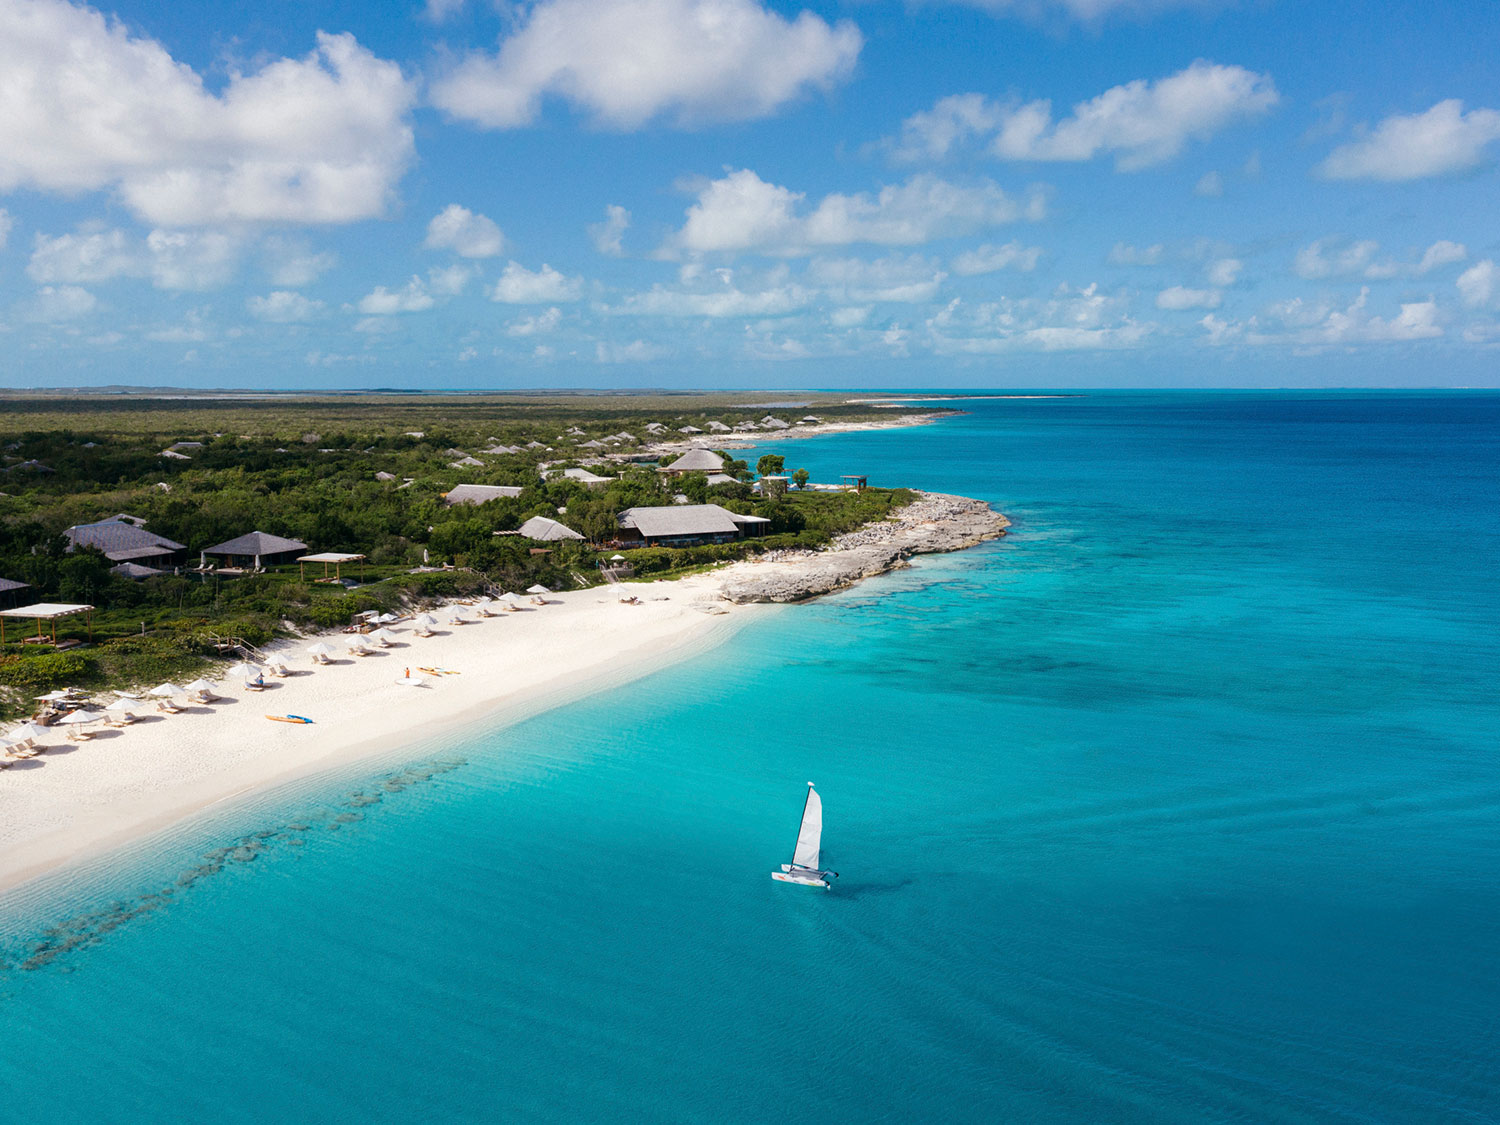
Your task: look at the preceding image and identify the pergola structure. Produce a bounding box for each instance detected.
[297,552,366,583]
[841,474,868,493]
[0,602,94,645]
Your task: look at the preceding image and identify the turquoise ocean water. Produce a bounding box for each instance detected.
[3,392,1499,1122]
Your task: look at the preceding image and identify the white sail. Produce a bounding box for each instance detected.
[792,784,822,870]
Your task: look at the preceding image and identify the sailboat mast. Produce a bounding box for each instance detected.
[791,782,814,868]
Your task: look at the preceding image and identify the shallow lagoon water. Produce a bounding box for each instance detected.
[3,392,1498,1122]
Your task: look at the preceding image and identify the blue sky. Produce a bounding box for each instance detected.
[1,0,1498,389]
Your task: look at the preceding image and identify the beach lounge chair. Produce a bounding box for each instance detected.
[267,661,290,677]
[244,676,266,692]
[67,726,93,743]
[157,699,183,714]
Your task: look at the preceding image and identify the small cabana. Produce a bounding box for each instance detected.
[841,475,868,493]
[201,531,308,570]
[0,602,94,645]
[298,552,366,583]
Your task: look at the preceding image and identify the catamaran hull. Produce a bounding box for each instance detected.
[772,870,830,889]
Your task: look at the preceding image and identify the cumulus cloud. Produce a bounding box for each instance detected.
[1319,100,1500,181]
[808,255,946,302]
[939,0,1220,22]
[1156,285,1221,310]
[26,284,97,322]
[1205,257,1242,287]
[0,2,416,225]
[248,290,324,322]
[607,281,814,317]
[1260,287,1444,345]
[950,240,1043,276]
[490,261,584,303]
[1108,242,1164,266]
[889,62,1277,171]
[1457,260,1496,308]
[430,0,861,130]
[1296,237,1467,281]
[507,306,563,336]
[28,226,246,290]
[927,281,1151,353]
[590,205,631,256]
[424,204,505,258]
[262,238,337,287]
[829,306,871,327]
[666,169,1039,257]
[358,278,436,314]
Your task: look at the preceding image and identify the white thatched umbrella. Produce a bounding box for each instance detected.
[415,613,438,627]
[370,628,397,646]
[225,662,262,679]
[526,584,551,595]
[150,682,185,698]
[184,678,218,702]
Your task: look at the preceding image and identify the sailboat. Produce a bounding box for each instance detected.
[772,782,838,888]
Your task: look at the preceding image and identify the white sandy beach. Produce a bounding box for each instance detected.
[0,574,755,896]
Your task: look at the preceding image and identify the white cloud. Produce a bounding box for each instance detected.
[667,169,1038,257]
[928,281,1151,353]
[951,240,1042,276]
[0,209,11,249]
[490,261,584,303]
[427,263,479,296]
[609,282,813,317]
[940,0,1220,22]
[1108,242,1164,266]
[353,316,400,334]
[1199,313,1241,346]
[1296,237,1468,281]
[358,278,436,314]
[1319,289,1442,343]
[1156,285,1221,310]
[595,338,667,363]
[248,290,324,322]
[1294,238,1381,280]
[888,93,1004,163]
[808,255,946,302]
[424,0,465,21]
[590,205,631,256]
[507,307,564,336]
[424,204,505,258]
[891,62,1277,172]
[0,3,416,225]
[829,306,871,327]
[26,284,96,321]
[1194,170,1224,197]
[262,238,337,286]
[28,226,245,290]
[430,0,861,130]
[1457,260,1496,308]
[1206,257,1242,287]
[1319,100,1500,181]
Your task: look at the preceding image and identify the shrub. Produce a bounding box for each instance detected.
[0,651,99,690]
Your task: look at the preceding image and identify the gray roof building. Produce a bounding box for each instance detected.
[65,519,186,564]
[617,504,769,545]
[660,448,726,475]
[516,516,584,541]
[445,483,524,506]
[201,531,309,562]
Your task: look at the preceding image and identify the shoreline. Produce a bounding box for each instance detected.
[0,489,1006,904]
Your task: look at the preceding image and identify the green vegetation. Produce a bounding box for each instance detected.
[0,392,932,718]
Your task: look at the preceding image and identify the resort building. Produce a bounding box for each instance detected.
[543,467,614,489]
[616,504,770,548]
[200,531,309,570]
[444,484,524,506]
[658,448,727,478]
[514,516,584,541]
[64,518,186,568]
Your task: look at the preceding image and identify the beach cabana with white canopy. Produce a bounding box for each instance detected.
[307,642,337,664]
[105,697,140,725]
[297,552,366,583]
[184,679,218,703]
[57,709,104,740]
[413,614,438,637]
[370,628,398,647]
[0,602,94,644]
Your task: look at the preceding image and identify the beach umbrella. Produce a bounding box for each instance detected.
[306,643,336,657]
[36,689,74,702]
[57,709,103,726]
[149,682,186,697]
[371,628,397,644]
[415,613,438,627]
[498,592,523,605]
[376,612,401,624]
[225,662,262,679]
[184,679,217,694]
[610,554,625,561]
[526,584,551,595]
[105,698,137,713]
[10,722,49,743]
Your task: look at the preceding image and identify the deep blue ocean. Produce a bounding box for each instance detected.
[3,392,1499,1122]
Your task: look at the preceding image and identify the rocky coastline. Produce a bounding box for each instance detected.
[717,492,1009,604]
